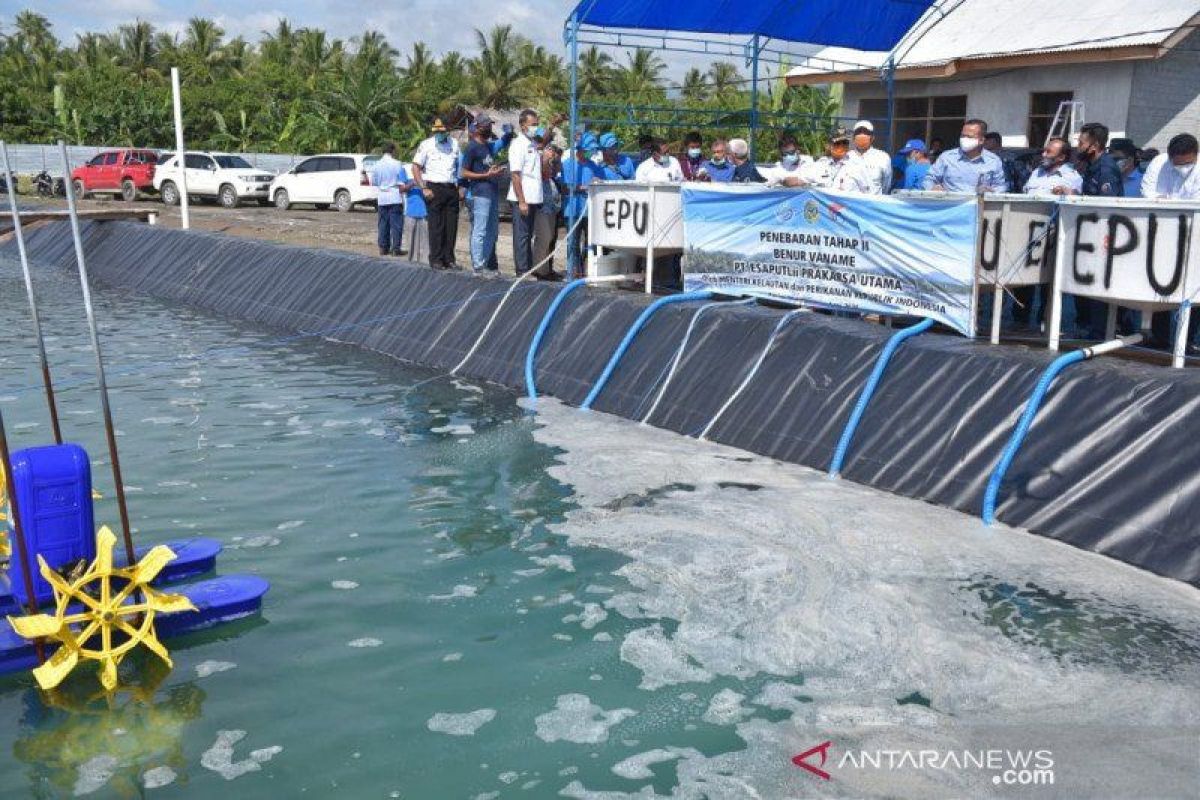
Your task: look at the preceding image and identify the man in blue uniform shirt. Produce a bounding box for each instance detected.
[923,119,1007,193]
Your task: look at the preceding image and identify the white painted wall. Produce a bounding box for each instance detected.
[1128,29,1200,149]
[842,60,1137,147]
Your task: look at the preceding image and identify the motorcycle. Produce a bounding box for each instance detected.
[33,169,63,198]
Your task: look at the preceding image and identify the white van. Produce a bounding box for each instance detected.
[153,151,275,208]
[269,154,382,212]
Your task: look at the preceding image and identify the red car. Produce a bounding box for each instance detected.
[71,149,159,201]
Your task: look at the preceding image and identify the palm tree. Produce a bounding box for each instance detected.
[402,42,434,84]
[707,62,743,104]
[678,67,708,104]
[117,21,157,78]
[617,48,665,101]
[352,30,397,73]
[183,17,224,61]
[469,25,532,109]
[322,61,401,151]
[577,46,612,99]
[74,33,114,72]
[260,18,296,68]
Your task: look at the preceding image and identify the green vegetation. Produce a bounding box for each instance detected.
[0,10,838,158]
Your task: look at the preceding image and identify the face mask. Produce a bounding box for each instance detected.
[1115,158,1130,171]
[1174,163,1195,179]
[959,136,979,152]
[687,147,702,159]
[831,148,849,161]
[853,135,871,150]
[907,153,920,164]
[781,152,799,166]
[656,154,670,166]
[710,157,726,167]
[590,151,604,165]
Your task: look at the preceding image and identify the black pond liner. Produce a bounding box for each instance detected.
[11,220,1200,587]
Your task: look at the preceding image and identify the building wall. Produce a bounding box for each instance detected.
[842,60,1136,147]
[1128,29,1200,149]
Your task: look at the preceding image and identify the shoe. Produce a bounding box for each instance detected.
[534,270,565,282]
[391,249,407,256]
[379,249,389,256]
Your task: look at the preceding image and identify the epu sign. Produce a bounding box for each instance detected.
[589,182,684,252]
[977,195,1056,287]
[1056,197,1200,308]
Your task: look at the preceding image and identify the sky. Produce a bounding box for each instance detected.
[0,0,570,64]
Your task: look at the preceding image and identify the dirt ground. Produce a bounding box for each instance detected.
[19,192,545,275]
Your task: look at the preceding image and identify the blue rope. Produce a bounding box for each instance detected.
[982,349,1087,525]
[525,278,589,400]
[828,317,934,478]
[580,290,714,411]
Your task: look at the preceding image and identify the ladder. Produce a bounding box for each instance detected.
[1046,100,1085,146]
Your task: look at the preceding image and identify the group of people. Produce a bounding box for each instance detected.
[367,112,1200,346]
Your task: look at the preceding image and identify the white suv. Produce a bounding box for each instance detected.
[269,154,382,212]
[153,151,275,208]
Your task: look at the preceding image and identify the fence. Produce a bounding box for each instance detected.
[0,143,305,177]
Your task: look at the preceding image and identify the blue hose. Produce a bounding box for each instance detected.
[981,349,1087,525]
[525,278,589,400]
[580,290,714,410]
[829,318,934,477]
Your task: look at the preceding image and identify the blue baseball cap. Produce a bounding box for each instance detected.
[899,138,927,154]
[598,132,619,149]
[577,133,599,152]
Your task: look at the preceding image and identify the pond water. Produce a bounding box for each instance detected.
[1,256,1199,799]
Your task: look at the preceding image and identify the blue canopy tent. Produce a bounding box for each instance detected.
[563,0,941,160]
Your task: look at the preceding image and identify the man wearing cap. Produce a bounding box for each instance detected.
[848,120,892,194]
[898,139,931,190]
[508,108,544,276]
[412,116,462,270]
[923,119,1008,193]
[460,113,506,272]
[597,133,636,180]
[561,133,600,279]
[810,129,871,193]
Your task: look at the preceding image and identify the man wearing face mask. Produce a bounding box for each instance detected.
[761,133,814,188]
[411,116,462,270]
[679,132,706,181]
[1141,133,1200,200]
[847,120,892,194]
[508,108,544,276]
[596,132,636,180]
[634,138,684,182]
[898,139,930,190]
[1108,140,1143,198]
[809,129,871,193]
[1072,122,1123,198]
[699,139,735,182]
[1022,137,1081,196]
[923,119,1007,193]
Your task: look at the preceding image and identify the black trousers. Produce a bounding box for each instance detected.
[426,183,460,268]
[512,203,541,274]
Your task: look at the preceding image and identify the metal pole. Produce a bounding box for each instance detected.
[567,13,580,279]
[0,408,45,662]
[884,56,896,152]
[171,67,191,230]
[1,141,62,443]
[749,35,761,161]
[57,140,136,567]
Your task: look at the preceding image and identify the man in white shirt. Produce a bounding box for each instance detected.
[634,138,684,183]
[1141,133,1200,200]
[508,108,544,275]
[368,142,412,256]
[411,116,461,270]
[1023,137,1083,196]
[760,133,815,187]
[809,130,872,193]
[847,120,892,194]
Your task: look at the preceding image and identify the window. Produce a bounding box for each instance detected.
[294,158,321,174]
[87,155,105,167]
[102,152,119,166]
[1028,91,1073,148]
[129,151,156,164]
[214,155,253,169]
[184,154,214,170]
[857,95,967,149]
[335,157,355,171]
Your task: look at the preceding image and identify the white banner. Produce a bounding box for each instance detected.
[978,195,1057,287]
[1055,197,1200,308]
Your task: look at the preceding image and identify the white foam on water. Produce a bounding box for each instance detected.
[531,554,575,572]
[200,730,283,780]
[142,765,177,789]
[427,709,496,736]
[73,755,117,796]
[276,520,305,530]
[553,633,573,641]
[703,688,752,726]
[195,660,237,678]
[592,632,613,642]
[611,747,703,780]
[534,694,637,744]
[524,398,1200,798]
[233,535,280,549]
[347,637,383,648]
[331,580,360,590]
[497,770,519,784]
[513,568,545,577]
[431,423,475,435]
[429,584,478,601]
[563,603,608,630]
[443,652,463,662]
